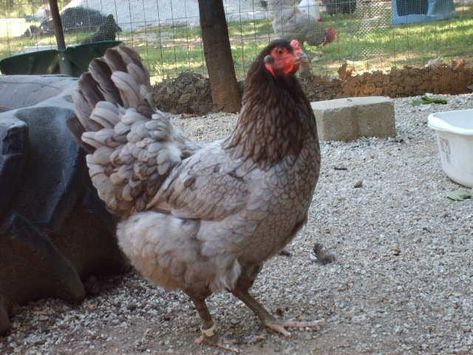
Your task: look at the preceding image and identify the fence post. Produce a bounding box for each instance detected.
[48,0,66,51]
[198,0,241,112]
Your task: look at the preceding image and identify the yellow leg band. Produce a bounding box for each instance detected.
[201,324,217,338]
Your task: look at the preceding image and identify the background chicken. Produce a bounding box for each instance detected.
[268,0,336,46]
[81,14,121,45]
[70,39,321,350]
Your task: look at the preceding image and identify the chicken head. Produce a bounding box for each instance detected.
[263,39,309,76]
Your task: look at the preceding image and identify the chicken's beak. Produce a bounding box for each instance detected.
[264,54,274,65]
[295,52,309,64]
[290,39,309,64]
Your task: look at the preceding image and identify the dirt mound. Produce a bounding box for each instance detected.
[339,59,473,97]
[298,59,473,102]
[152,60,472,114]
[152,70,340,114]
[298,70,342,101]
[152,72,213,115]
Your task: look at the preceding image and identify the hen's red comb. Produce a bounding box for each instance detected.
[290,39,301,50]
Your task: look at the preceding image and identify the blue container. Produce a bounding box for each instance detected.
[392,0,455,25]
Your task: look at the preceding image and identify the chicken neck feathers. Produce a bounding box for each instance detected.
[225,41,318,170]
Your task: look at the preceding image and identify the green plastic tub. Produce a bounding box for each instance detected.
[0,40,121,77]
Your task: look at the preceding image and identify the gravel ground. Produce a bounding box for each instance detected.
[1,94,473,355]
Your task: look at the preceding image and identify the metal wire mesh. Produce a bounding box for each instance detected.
[0,0,472,82]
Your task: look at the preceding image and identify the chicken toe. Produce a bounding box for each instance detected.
[263,319,322,337]
[263,321,292,337]
[232,288,322,337]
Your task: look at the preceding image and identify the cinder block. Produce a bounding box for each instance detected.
[311,96,396,141]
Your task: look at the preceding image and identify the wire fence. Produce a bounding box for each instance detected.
[0,0,472,82]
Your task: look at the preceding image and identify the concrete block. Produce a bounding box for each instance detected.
[311,96,396,141]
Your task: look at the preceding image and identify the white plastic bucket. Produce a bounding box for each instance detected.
[428,109,473,187]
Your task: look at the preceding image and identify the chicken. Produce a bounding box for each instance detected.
[81,15,121,45]
[298,0,321,21]
[268,0,336,46]
[70,39,321,351]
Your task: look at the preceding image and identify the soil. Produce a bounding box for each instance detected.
[152,72,214,115]
[338,59,473,98]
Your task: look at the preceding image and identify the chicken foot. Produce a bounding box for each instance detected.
[190,296,239,353]
[231,288,321,337]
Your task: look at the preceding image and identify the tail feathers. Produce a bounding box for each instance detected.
[89,58,123,105]
[79,103,183,215]
[72,45,153,142]
[74,75,103,130]
[104,46,128,72]
[111,71,145,108]
[89,101,121,129]
[70,44,200,216]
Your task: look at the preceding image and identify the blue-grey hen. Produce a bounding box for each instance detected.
[70,39,321,351]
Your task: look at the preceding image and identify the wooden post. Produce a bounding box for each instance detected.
[48,0,66,51]
[198,0,241,112]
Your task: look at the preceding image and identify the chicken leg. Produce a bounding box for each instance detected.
[189,296,239,353]
[231,287,321,337]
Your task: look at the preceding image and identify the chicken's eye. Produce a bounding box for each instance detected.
[275,48,285,56]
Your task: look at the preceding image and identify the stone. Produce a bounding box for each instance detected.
[311,96,396,141]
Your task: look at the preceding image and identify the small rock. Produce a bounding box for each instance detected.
[126,302,137,311]
[275,308,284,317]
[278,249,292,257]
[354,180,363,188]
[313,243,336,265]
